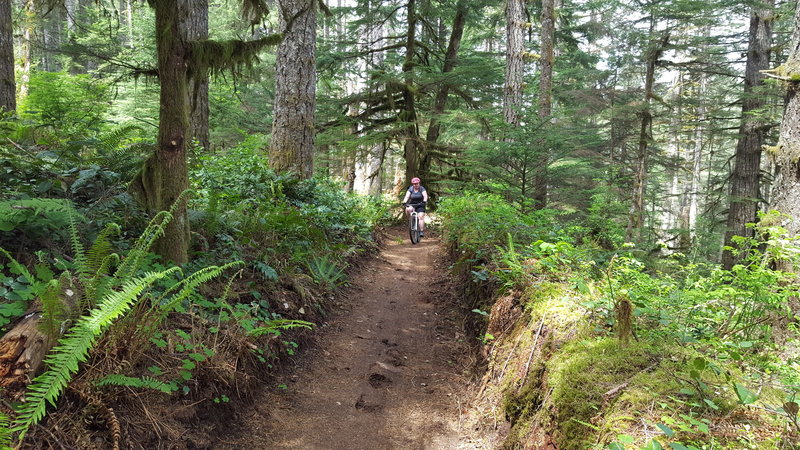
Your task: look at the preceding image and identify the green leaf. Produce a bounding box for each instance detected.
[691,357,706,371]
[175,329,191,340]
[734,383,758,405]
[617,434,635,444]
[703,399,719,410]
[656,423,674,437]
[641,440,664,450]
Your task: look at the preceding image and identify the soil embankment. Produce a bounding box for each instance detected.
[214,228,488,449]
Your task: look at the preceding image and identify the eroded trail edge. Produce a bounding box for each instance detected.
[216,229,478,449]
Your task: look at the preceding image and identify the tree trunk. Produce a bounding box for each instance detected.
[503,0,524,128]
[41,9,64,72]
[424,0,466,146]
[19,0,34,100]
[534,0,555,209]
[626,28,668,242]
[0,0,15,113]
[722,1,774,269]
[420,0,466,202]
[770,1,800,273]
[186,0,210,151]
[270,0,317,179]
[664,73,683,234]
[402,0,420,186]
[131,0,191,264]
[688,72,706,242]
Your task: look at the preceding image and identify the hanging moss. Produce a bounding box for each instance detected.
[190,35,283,79]
[241,0,270,25]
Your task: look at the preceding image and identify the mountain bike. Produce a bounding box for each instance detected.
[405,203,424,244]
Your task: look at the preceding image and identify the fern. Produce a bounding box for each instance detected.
[12,268,180,441]
[95,374,176,394]
[114,190,191,280]
[66,204,90,280]
[113,211,170,280]
[86,223,121,273]
[0,410,11,450]
[38,275,68,339]
[94,125,144,154]
[0,248,36,286]
[156,261,244,313]
[246,319,314,338]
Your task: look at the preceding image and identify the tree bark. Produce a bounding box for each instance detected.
[270,0,317,179]
[503,0,524,128]
[770,1,800,273]
[186,0,210,152]
[0,0,15,113]
[722,1,774,269]
[534,0,555,209]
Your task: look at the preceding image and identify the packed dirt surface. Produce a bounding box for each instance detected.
[214,228,486,449]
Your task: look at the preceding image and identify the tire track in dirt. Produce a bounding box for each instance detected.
[215,228,477,449]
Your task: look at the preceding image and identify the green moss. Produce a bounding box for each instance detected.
[545,338,665,449]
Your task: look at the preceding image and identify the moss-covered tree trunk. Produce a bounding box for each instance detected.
[722,1,774,269]
[270,0,317,179]
[0,0,14,113]
[135,0,191,264]
[770,1,800,273]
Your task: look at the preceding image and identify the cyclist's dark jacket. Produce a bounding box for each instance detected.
[407,185,426,212]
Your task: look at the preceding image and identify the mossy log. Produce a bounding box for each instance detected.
[0,307,54,399]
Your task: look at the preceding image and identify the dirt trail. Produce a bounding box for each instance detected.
[215,228,483,449]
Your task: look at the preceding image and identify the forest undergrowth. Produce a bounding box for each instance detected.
[0,130,392,449]
[438,192,800,449]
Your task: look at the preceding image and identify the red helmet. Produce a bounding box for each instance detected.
[411,177,421,183]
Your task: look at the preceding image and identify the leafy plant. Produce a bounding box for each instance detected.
[0,199,79,238]
[12,268,180,441]
[307,256,347,290]
[9,196,239,443]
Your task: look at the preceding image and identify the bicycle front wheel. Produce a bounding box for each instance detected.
[409,213,420,244]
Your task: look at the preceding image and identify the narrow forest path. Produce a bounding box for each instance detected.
[214,228,485,449]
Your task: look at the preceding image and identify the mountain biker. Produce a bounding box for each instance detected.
[402,177,428,237]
